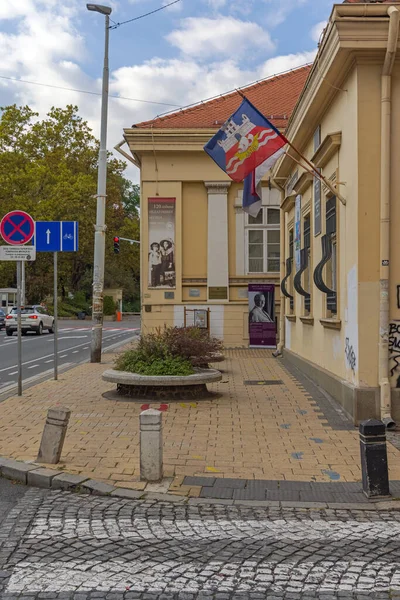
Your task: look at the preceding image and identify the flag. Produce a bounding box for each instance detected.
[242,145,286,217]
[204,96,287,184]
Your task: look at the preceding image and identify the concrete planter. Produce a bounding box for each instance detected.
[197,353,225,368]
[102,367,222,401]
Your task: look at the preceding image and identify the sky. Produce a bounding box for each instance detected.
[0,0,336,183]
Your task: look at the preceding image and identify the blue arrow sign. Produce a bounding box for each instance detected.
[35,221,79,252]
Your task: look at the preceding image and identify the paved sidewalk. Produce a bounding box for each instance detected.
[0,348,399,494]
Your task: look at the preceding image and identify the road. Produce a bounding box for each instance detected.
[0,318,140,394]
[1,489,400,598]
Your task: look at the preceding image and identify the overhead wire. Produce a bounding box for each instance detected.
[109,0,182,30]
[0,75,180,107]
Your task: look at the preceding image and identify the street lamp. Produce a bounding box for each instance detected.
[87,3,112,363]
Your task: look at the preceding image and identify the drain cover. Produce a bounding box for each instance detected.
[244,380,283,385]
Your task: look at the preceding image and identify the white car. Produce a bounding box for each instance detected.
[5,305,55,336]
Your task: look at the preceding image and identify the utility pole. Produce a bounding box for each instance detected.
[87,3,112,363]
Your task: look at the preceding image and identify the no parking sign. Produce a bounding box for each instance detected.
[0,210,35,245]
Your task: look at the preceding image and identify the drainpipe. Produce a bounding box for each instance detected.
[379,5,399,429]
[273,180,286,357]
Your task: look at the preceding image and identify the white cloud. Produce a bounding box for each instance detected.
[166,16,275,58]
[203,0,227,8]
[262,0,308,27]
[0,0,317,184]
[311,20,327,43]
[259,50,316,78]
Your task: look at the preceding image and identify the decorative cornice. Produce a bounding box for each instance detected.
[311,132,342,168]
[204,181,231,194]
[294,171,314,196]
[281,192,296,212]
[123,128,217,153]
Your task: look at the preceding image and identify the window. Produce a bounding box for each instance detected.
[325,196,337,295]
[246,208,280,273]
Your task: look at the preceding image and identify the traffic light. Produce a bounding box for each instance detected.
[113,236,120,254]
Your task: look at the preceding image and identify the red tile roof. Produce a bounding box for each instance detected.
[134,65,312,130]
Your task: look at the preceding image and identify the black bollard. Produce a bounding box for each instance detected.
[359,419,390,498]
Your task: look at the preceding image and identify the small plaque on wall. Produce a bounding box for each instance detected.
[164,291,175,300]
[238,288,248,299]
[189,288,200,298]
[208,286,228,300]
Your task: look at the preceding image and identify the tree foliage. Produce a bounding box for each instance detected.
[0,104,140,305]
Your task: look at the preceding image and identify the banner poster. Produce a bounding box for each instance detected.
[294,194,302,272]
[248,283,277,348]
[148,197,176,289]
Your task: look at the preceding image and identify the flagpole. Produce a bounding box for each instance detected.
[281,134,346,205]
[235,91,346,205]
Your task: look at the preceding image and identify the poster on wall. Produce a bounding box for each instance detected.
[148,197,176,289]
[314,173,321,236]
[294,194,301,272]
[248,283,276,348]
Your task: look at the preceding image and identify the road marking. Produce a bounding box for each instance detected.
[48,336,87,341]
[0,339,105,373]
[60,354,68,358]
[8,371,18,376]
[45,360,53,364]
[27,364,39,369]
[72,350,79,354]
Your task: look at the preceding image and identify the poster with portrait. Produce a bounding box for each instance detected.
[148,198,176,289]
[248,283,276,348]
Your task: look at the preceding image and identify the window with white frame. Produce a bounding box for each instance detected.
[245,207,280,273]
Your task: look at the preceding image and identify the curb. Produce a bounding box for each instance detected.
[1,456,399,510]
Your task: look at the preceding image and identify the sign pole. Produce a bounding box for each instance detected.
[21,260,26,304]
[54,251,58,381]
[16,261,22,396]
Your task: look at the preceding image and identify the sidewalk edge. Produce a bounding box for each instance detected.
[0,456,399,510]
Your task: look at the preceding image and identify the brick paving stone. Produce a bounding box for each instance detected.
[213,478,247,489]
[1,349,399,491]
[199,487,234,499]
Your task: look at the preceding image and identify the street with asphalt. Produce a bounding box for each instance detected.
[0,319,140,395]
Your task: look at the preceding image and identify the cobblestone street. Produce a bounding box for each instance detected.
[1,489,400,599]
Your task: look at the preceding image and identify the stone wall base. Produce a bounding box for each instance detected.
[283,349,383,425]
[116,383,213,401]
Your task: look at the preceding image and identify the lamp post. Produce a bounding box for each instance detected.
[87,3,112,363]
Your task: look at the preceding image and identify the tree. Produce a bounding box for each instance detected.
[0,104,140,304]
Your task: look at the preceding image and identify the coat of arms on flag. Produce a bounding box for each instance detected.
[204,97,287,216]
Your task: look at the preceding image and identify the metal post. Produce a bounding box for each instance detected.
[359,419,390,498]
[91,12,110,363]
[16,261,22,397]
[21,260,26,304]
[54,252,58,381]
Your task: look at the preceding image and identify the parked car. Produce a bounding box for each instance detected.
[0,309,5,330]
[5,305,55,336]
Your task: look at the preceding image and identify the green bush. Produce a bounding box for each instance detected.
[114,325,223,376]
[103,295,116,316]
[115,349,194,376]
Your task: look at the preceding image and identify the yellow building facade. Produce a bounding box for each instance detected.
[274,1,400,424]
[123,68,310,347]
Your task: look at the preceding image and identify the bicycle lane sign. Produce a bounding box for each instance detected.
[0,210,35,245]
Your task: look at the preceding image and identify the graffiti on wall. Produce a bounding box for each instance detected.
[389,321,400,387]
[345,338,356,373]
[345,266,358,379]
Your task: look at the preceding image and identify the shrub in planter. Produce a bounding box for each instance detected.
[115,348,194,376]
[114,326,222,376]
[163,326,223,366]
